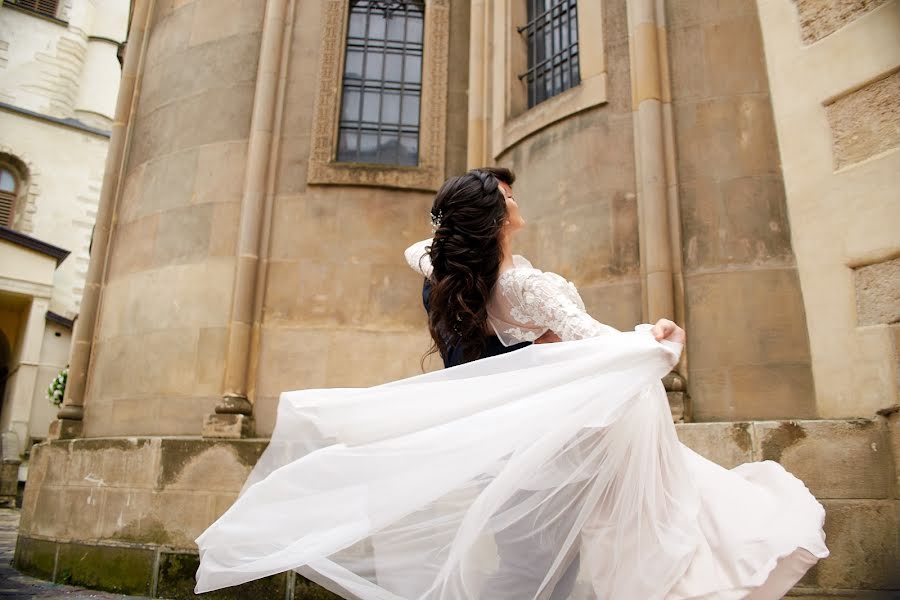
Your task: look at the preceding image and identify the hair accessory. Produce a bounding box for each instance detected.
[430,209,443,234]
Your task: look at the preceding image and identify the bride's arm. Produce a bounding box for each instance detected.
[517,273,619,341]
[403,239,433,278]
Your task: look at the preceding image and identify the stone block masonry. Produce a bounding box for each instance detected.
[12,417,900,598]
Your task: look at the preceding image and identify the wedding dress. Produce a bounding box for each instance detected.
[194,240,828,599]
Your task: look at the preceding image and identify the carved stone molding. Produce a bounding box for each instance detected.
[307,0,449,192]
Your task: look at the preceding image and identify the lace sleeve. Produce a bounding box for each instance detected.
[516,272,617,342]
[404,239,433,278]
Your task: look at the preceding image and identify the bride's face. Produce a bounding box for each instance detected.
[499,181,525,234]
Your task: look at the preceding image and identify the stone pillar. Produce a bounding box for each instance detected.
[74,0,129,128]
[627,0,687,420]
[203,0,291,439]
[466,0,489,169]
[1,297,49,455]
[48,0,154,442]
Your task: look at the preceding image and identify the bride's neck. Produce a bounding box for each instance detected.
[499,233,515,271]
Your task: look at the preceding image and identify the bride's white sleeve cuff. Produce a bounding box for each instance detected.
[404,238,433,278]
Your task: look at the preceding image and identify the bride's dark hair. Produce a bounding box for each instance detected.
[424,167,515,364]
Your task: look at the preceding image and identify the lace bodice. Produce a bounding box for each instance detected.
[404,239,617,346]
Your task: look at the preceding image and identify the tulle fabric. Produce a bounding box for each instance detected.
[195,327,827,599]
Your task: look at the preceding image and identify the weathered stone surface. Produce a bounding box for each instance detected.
[793,0,890,44]
[800,499,900,590]
[685,269,815,420]
[854,256,900,326]
[827,69,900,169]
[13,535,57,582]
[55,541,154,595]
[675,422,754,468]
[754,420,892,499]
[157,551,290,599]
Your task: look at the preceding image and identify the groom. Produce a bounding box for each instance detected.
[419,166,579,599]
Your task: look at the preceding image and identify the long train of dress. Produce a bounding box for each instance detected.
[194,328,828,599]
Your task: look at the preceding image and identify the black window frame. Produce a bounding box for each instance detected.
[336,0,426,167]
[517,0,581,108]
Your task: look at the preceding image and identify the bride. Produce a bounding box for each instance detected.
[194,168,828,599]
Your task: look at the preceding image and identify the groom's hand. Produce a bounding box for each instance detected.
[651,319,685,344]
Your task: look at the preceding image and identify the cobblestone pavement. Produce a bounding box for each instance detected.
[0,509,150,600]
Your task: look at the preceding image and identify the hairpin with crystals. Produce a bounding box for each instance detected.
[430,209,443,234]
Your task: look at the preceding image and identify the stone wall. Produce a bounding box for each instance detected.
[81,0,266,438]
[15,419,899,597]
[756,0,900,418]
[666,0,814,422]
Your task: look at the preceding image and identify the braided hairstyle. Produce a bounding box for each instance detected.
[425,168,515,364]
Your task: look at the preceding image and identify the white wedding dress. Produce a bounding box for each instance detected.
[194,240,828,599]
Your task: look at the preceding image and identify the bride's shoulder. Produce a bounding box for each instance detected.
[498,260,569,295]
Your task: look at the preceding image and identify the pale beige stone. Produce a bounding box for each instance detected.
[756,0,900,417]
[325,330,430,389]
[107,214,159,278]
[194,141,248,206]
[578,281,643,332]
[152,203,214,266]
[675,422,754,468]
[801,499,900,590]
[754,420,891,498]
[187,0,264,48]
[144,1,194,70]
[854,256,900,326]
[727,364,816,419]
[685,269,811,368]
[827,69,900,169]
[674,95,780,184]
[702,15,768,97]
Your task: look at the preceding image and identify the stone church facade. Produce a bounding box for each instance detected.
[13,0,900,597]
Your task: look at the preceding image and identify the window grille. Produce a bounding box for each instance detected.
[337,0,425,166]
[517,0,580,108]
[7,0,59,20]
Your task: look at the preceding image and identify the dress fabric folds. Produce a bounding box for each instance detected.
[195,241,827,598]
[195,331,827,599]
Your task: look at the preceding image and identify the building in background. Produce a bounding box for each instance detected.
[0,0,128,505]
[9,0,900,597]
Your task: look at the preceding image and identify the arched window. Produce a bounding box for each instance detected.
[0,167,18,228]
[517,0,580,108]
[336,0,425,166]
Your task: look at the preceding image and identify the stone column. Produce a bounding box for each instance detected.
[466,0,489,168]
[627,0,687,420]
[204,0,290,439]
[48,0,154,441]
[73,0,129,127]
[1,297,49,455]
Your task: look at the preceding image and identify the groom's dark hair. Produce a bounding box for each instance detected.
[475,166,516,187]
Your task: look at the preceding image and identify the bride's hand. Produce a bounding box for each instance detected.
[651,319,685,344]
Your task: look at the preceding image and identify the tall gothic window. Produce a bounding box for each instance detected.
[0,167,19,228]
[518,0,580,108]
[337,0,425,166]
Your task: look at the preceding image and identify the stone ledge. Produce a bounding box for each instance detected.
[13,536,338,599]
[13,422,899,597]
[676,418,893,499]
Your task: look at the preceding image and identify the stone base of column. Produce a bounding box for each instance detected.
[202,413,254,439]
[47,418,84,441]
[0,459,20,508]
[667,391,686,423]
[663,371,689,423]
